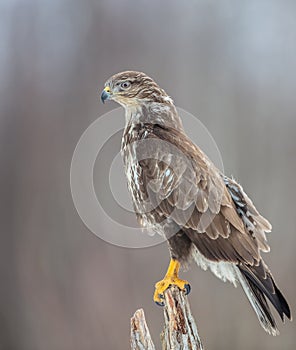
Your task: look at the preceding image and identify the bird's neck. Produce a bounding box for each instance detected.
[124,101,184,131]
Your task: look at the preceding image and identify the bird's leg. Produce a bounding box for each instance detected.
[153,258,191,306]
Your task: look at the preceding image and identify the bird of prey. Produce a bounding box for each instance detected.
[101,71,291,335]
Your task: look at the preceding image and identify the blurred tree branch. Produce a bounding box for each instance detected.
[130,285,204,350]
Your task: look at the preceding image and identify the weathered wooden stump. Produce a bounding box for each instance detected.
[131,285,204,350]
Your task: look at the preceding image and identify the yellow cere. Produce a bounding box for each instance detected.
[104,86,111,93]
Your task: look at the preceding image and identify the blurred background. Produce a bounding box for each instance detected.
[0,0,295,349]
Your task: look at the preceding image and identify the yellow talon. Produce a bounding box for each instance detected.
[153,259,190,305]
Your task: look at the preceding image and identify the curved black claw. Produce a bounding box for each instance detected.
[155,300,165,307]
[184,283,191,295]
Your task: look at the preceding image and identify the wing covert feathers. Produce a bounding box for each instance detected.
[137,124,272,266]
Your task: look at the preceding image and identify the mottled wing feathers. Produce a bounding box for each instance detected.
[186,225,261,265]
[135,124,272,266]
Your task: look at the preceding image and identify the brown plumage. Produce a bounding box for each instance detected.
[101,71,291,335]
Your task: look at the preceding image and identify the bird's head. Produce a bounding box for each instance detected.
[100,71,172,108]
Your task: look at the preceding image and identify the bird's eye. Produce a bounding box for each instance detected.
[120,81,131,89]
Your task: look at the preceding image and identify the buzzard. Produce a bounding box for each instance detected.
[101,71,291,335]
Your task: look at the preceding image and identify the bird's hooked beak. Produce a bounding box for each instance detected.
[101,86,111,103]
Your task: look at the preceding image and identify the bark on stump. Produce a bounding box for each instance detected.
[131,285,204,350]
